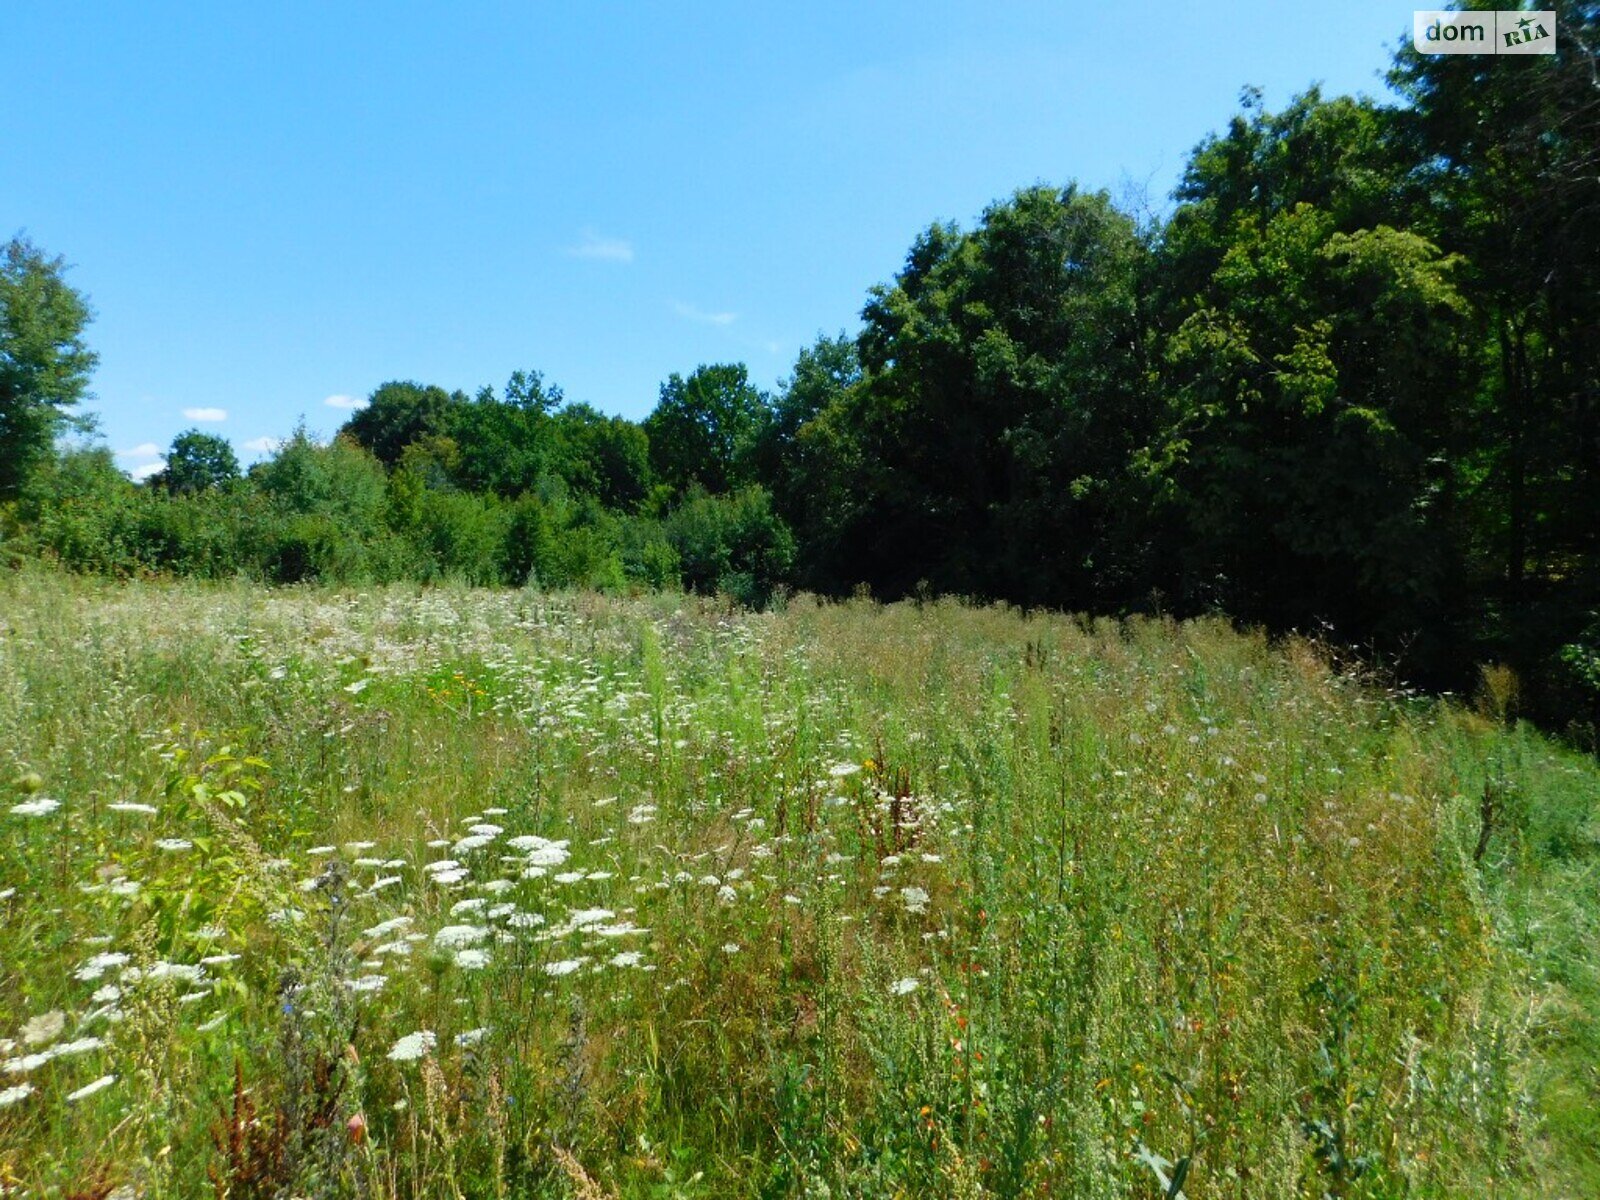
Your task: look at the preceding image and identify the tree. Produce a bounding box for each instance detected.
[644,364,770,496]
[156,429,239,494]
[340,381,460,468]
[814,185,1154,604]
[0,236,98,500]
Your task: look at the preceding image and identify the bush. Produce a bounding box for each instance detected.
[665,484,794,606]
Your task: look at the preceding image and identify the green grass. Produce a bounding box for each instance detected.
[0,568,1595,1198]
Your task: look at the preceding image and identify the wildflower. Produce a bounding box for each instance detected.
[610,951,643,968]
[0,1083,33,1108]
[10,797,60,817]
[828,762,861,778]
[455,1028,487,1046]
[722,943,741,954]
[154,838,193,852]
[75,952,130,982]
[900,886,931,915]
[627,804,657,825]
[454,948,490,970]
[716,885,737,905]
[891,977,920,996]
[53,1037,105,1058]
[387,1030,436,1062]
[107,802,158,815]
[433,925,489,949]
[553,871,584,884]
[67,1074,117,1102]
[3,1051,55,1074]
[363,916,412,938]
[346,975,386,994]
[21,1011,65,1046]
[544,959,583,977]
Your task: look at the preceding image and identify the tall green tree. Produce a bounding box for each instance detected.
[1390,1,1600,609]
[155,429,240,494]
[341,380,460,468]
[0,237,98,500]
[644,364,770,496]
[816,185,1154,604]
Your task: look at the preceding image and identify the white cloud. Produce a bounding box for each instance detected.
[565,230,634,263]
[129,460,166,482]
[672,301,737,326]
[323,394,367,410]
[240,436,282,454]
[116,442,162,460]
[183,407,228,422]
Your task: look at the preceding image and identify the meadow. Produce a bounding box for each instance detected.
[0,570,1595,1199]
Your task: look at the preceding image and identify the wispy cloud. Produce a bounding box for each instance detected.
[240,436,282,454]
[116,442,162,460]
[129,460,166,482]
[183,407,227,422]
[566,229,634,263]
[672,301,737,326]
[323,394,367,410]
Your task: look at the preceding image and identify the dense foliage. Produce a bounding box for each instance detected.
[2,5,1597,738]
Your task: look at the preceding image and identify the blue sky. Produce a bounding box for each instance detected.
[4,1,1414,479]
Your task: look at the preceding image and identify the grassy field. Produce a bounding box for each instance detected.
[0,570,1595,1199]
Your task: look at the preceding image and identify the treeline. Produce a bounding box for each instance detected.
[3,5,1597,737]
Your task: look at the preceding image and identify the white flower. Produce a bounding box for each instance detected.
[3,1051,55,1074]
[722,943,741,954]
[344,678,370,694]
[10,797,60,817]
[107,802,158,815]
[544,959,583,977]
[455,1027,488,1047]
[154,838,193,852]
[553,871,584,885]
[67,1074,117,1102]
[900,886,930,915]
[828,762,861,778]
[74,952,131,982]
[716,885,737,905]
[609,951,643,968]
[363,916,412,938]
[0,1082,33,1108]
[21,1011,64,1046]
[453,834,494,854]
[346,975,386,993]
[627,804,657,825]
[454,948,490,970]
[509,836,570,867]
[891,977,920,996]
[433,925,489,949]
[53,1037,105,1058]
[387,1030,436,1062]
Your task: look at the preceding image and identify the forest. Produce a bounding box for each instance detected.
[4,10,1597,740]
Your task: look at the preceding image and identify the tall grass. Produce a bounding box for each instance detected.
[0,568,1594,1198]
